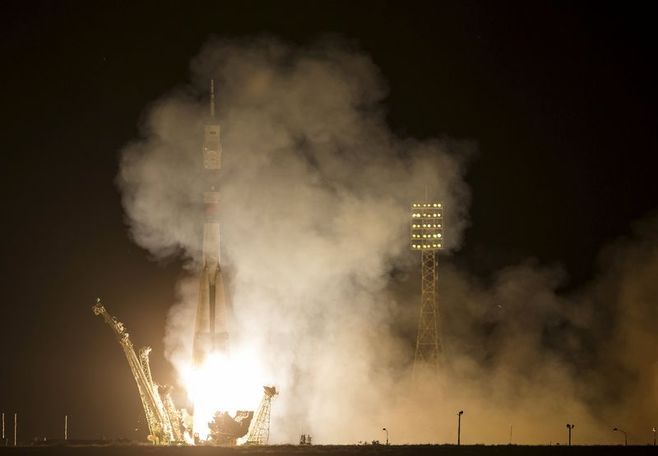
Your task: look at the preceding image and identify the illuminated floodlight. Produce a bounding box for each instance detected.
[410,202,444,251]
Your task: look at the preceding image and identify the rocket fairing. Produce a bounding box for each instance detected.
[203,125,221,170]
[193,80,229,364]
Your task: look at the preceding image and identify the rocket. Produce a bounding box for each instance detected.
[193,80,229,364]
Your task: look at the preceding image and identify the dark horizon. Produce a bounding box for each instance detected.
[0,1,656,444]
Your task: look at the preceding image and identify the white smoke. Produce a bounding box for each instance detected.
[118,37,471,442]
[118,37,658,445]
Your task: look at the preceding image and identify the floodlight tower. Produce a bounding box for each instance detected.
[410,202,444,373]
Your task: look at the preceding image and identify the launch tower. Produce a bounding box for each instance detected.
[245,386,278,445]
[92,299,185,444]
[410,202,444,372]
[193,80,229,363]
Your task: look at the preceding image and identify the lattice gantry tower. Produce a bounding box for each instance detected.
[410,202,444,372]
[246,386,278,445]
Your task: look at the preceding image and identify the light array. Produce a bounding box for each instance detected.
[410,202,443,251]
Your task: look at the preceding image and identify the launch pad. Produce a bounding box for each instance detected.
[92,299,276,446]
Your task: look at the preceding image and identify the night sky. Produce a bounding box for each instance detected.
[1,1,656,442]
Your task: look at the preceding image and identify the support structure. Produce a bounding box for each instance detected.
[92,299,184,444]
[245,386,278,445]
[410,202,443,372]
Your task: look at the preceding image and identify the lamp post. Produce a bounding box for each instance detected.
[566,424,574,446]
[382,428,389,445]
[613,427,627,446]
[457,411,464,446]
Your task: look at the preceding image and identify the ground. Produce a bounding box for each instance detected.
[0,445,655,456]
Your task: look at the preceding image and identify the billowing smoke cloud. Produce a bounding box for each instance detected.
[118,37,657,445]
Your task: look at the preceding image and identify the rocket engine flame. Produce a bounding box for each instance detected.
[181,348,265,441]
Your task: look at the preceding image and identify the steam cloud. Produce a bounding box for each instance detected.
[118,37,657,444]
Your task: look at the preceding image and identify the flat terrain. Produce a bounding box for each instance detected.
[0,445,655,456]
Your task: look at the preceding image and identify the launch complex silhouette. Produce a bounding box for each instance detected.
[91,82,441,445]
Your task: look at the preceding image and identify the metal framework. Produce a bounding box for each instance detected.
[92,299,183,444]
[410,203,443,372]
[245,386,278,445]
[161,386,185,443]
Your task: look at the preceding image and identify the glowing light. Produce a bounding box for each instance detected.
[180,348,265,441]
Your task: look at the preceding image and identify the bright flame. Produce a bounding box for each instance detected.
[180,347,265,441]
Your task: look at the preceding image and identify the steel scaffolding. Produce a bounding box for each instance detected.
[410,203,443,373]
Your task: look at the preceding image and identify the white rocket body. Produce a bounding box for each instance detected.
[193,81,228,364]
